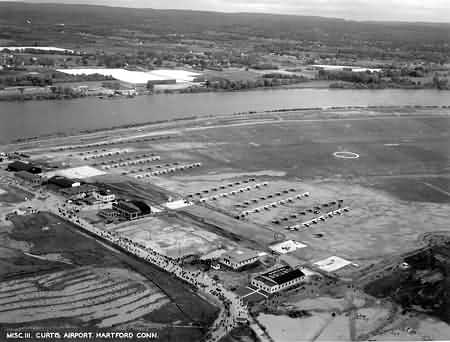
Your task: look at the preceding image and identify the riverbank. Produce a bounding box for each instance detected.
[0,82,334,102]
[2,79,448,103]
[3,104,449,146]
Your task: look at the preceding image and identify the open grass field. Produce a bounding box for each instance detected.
[4,109,448,269]
[0,212,218,338]
[0,184,34,204]
[180,114,450,182]
[133,109,450,272]
[203,68,262,82]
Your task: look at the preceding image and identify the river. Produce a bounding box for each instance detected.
[0,88,449,143]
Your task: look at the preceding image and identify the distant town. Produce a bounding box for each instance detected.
[1,44,448,102]
[0,3,449,101]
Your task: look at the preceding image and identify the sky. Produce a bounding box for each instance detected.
[2,0,450,22]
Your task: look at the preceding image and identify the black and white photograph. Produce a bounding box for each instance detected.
[0,0,449,341]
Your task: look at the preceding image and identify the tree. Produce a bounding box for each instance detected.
[433,73,448,90]
[102,81,121,90]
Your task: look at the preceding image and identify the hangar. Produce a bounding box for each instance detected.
[47,175,81,188]
[7,161,42,174]
[112,200,151,220]
[251,266,305,294]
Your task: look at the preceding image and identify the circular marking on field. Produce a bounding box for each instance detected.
[333,151,360,159]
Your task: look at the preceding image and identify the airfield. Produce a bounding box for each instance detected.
[6,106,450,268]
[1,105,449,340]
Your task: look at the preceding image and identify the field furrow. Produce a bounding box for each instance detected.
[0,276,117,301]
[62,279,117,292]
[36,268,84,283]
[98,294,169,327]
[0,285,143,324]
[41,269,95,287]
[82,290,163,321]
[0,286,37,300]
[0,281,35,294]
[47,274,100,289]
[0,280,123,305]
[0,281,133,312]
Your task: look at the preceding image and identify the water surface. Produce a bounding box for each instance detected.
[0,88,448,142]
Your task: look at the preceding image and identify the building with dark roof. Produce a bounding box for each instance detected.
[251,266,305,294]
[112,200,151,220]
[15,171,42,186]
[47,175,81,189]
[98,208,120,220]
[7,160,42,174]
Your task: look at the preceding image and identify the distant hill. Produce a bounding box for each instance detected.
[0,2,449,50]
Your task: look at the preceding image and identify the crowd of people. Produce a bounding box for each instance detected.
[55,204,248,341]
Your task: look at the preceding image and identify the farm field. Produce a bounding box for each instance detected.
[0,212,218,339]
[0,266,169,327]
[0,184,34,204]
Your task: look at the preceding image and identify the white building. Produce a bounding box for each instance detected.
[92,190,115,202]
[311,64,381,73]
[219,248,260,271]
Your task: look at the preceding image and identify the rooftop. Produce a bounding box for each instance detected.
[313,256,352,272]
[221,248,259,264]
[48,175,80,184]
[254,266,305,287]
[269,240,307,254]
[114,201,140,213]
[15,170,41,179]
[8,161,42,174]
[60,184,95,195]
[114,200,151,215]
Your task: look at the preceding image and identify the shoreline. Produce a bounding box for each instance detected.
[5,104,450,146]
[1,81,448,104]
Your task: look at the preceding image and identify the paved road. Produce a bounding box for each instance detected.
[0,170,249,341]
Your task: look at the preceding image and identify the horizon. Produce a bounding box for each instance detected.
[1,0,449,23]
